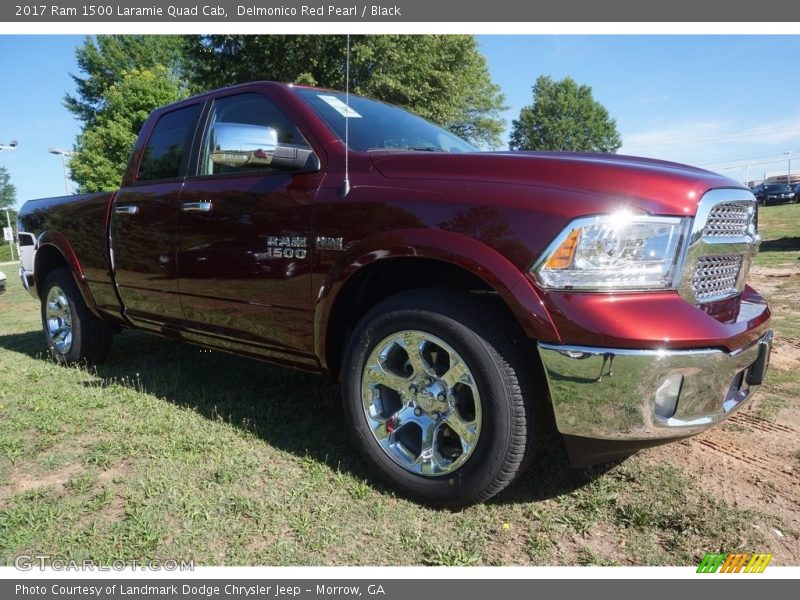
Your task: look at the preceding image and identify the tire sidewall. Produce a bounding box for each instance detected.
[41,269,84,365]
[342,305,517,506]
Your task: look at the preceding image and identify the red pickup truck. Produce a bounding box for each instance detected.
[17,82,772,507]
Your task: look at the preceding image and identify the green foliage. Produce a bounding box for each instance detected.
[0,166,16,210]
[70,66,185,193]
[64,34,506,192]
[0,243,15,262]
[185,35,506,148]
[510,75,622,152]
[65,35,186,126]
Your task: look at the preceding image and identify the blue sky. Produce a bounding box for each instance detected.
[1,35,799,209]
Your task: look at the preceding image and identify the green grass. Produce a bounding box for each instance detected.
[0,203,798,567]
[753,204,800,268]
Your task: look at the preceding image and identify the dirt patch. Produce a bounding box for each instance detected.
[747,267,800,297]
[8,463,84,495]
[97,460,133,483]
[770,337,800,370]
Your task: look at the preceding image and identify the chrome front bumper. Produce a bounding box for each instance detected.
[538,330,773,441]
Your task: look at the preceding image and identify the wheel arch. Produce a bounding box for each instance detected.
[314,229,560,378]
[34,233,103,320]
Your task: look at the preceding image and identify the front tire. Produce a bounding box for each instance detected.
[41,267,113,365]
[341,289,540,508]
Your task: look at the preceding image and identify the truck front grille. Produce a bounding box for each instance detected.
[692,256,744,303]
[678,190,759,305]
[703,201,755,238]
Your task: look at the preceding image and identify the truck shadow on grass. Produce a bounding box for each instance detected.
[759,236,800,253]
[0,328,616,507]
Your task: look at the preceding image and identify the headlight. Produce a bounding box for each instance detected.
[532,213,690,291]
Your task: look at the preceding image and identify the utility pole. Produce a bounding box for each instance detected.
[744,165,749,186]
[785,151,794,184]
[4,208,15,262]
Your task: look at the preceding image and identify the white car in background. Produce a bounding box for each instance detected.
[0,270,6,294]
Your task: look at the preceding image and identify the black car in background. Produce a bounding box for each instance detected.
[791,182,800,202]
[752,183,796,206]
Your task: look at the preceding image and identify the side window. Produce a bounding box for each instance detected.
[138,105,200,181]
[199,93,311,176]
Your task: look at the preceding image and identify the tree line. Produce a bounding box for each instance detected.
[64,35,622,193]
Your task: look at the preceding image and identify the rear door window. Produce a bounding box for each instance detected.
[138,104,201,181]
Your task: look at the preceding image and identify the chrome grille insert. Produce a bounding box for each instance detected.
[703,201,755,238]
[677,190,759,305]
[692,255,744,303]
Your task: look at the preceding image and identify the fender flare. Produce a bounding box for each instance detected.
[313,228,560,371]
[35,232,103,320]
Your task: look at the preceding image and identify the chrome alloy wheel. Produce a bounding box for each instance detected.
[45,285,73,355]
[361,330,482,476]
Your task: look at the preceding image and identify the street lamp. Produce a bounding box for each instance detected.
[48,147,74,195]
[785,151,794,185]
[1,140,18,260]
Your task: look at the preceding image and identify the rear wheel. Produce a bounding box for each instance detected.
[341,289,541,508]
[41,267,112,365]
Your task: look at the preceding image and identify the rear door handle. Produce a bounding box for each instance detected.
[114,205,139,215]
[181,201,213,212]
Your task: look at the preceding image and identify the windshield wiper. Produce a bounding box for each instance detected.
[367,146,445,152]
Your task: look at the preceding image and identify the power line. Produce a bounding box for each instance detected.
[714,159,787,171]
[695,148,800,167]
[624,126,800,150]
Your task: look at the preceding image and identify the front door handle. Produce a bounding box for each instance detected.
[181,201,213,212]
[114,205,139,215]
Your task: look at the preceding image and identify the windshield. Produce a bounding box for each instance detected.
[765,184,791,191]
[292,87,477,153]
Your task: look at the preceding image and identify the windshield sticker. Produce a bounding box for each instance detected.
[317,95,362,118]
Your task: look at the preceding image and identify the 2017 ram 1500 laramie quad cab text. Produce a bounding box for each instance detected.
[17,82,772,507]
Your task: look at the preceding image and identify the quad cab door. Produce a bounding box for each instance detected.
[176,91,323,361]
[110,103,202,328]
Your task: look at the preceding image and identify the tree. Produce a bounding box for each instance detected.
[0,165,16,209]
[510,76,622,153]
[184,35,506,148]
[70,66,185,192]
[65,35,186,126]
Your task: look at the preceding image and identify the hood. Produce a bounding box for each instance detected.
[369,151,748,216]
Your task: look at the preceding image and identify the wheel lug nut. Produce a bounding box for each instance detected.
[425,377,432,385]
[437,393,446,402]
[434,411,442,420]
[409,384,417,393]
[414,407,423,416]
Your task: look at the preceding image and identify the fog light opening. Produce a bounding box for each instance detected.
[654,374,683,419]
